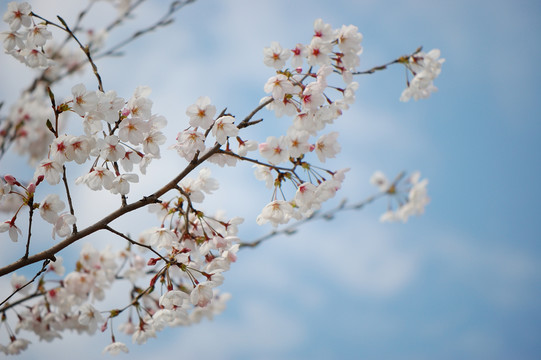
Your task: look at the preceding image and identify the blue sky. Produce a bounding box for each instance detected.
[0,0,540,359]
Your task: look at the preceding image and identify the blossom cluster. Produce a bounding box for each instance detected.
[0,1,439,356]
[1,2,51,68]
[400,49,445,102]
[370,170,430,222]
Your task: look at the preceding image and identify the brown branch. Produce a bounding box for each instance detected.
[0,143,221,278]
[105,226,168,263]
[61,165,77,234]
[24,196,34,259]
[239,193,382,249]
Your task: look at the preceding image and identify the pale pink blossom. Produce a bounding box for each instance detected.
[39,193,65,224]
[102,342,129,355]
[315,131,341,162]
[186,96,216,130]
[10,273,29,295]
[3,2,32,31]
[258,136,289,165]
[26,25,52,47]
[110,173,139,195]
[78,303,104,334]
[263,41,290,69]
[256,200,294,227]
[53,212,76,239]
[71,84,98,116]
[190,283,213,307]
[212,115,238,145]
[313,18,336,42]
[0,219,21,242]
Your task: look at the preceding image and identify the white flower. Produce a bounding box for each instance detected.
[263,41,290,69]
[315,131,341,162]
[118,116,150,145]
[53,213,76,239]
[78,303,104,334]
[110,173,139,195]
[306,37,333,67]
[96,90,124,124]
[102,342,129,355]
[190,283,214,307]
[143,130,166,157]
[370,171,390,192]
[286,129,311,159]
[337,24,363,54]
[34,159,63,185]
[76,167,114,191]
[3,2,32,31]
[256,200,294,227]
[159,290,189,310]
[171,129,206,160]
[0,30,25,51]
[212,115,238,145]
[26,25,52,47]
[71,83,98,116]
[10,273,29,295]
[264,74,295,101]
[98,135,126,162]
[0,178,12,201]
[195,168,219,194]
[254,165,274,189]
[0,220,21,242]
[258,136,289,165]
[5,337,31,355]
[145,227,178,250]
[290,43,306,68]
[186,96,216,130]
[237,139,258,157]
[39,193,65,224]
[313,18,337,43]
[132,323,156,345]
[400,49,444,102]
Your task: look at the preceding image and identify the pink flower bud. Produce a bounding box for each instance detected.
[35,175,45,186]
[27,183,36,194]
[4,175,17,185]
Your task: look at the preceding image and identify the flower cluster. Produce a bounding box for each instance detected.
[253,19,363,225]
[400,49,445,102]
[370,170,430,222]
[1,2,52,68]
[0,1,440,356]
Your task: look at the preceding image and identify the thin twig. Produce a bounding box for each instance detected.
[239,193,382,248]
[0,260,50,308]
[105,226,168,263]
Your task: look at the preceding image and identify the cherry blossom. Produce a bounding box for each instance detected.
[26,24,52,47]
[0,219,21,242]
[10,272,29,294]
[110,173,139,195]
[212,115,238,145]
[102,342,129,355]
[3,1,31,31]
[0,4,440,355]
[256,200,294,227]
[263,41,290,69]
[39,193,65,224]
[186,96,216,130]
[315,131,341,162]
[258,135,289,165]
[71,83,98,116]
[53,212,76,239]
[78,303,104,334]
